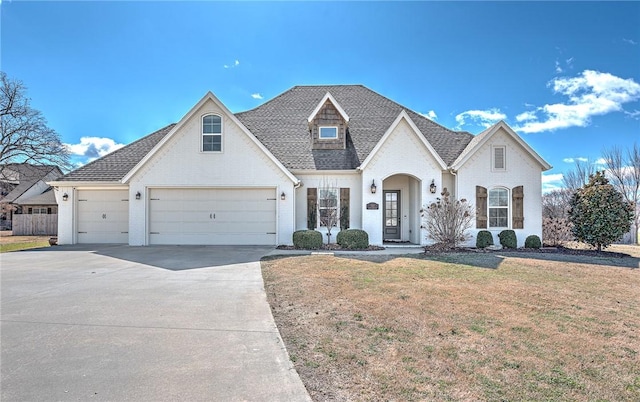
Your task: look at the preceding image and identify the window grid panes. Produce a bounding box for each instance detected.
[489,188,509,228]
[203,115,222,152]
[385,192,398,227]
[318,189,338,227]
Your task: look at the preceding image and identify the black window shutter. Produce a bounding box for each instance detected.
[307,188,317,229]
[340,188,350,230]
[476,186,487,229]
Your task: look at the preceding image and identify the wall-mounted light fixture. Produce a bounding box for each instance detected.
[135,191,141,200]
[62,193,69,201]
[430,179,437,194]
[281,192,286,200]
[370,180,377,194]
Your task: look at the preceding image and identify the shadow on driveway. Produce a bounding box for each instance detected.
[22,244,275,270]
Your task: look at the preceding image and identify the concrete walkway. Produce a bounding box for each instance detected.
[1,245,311,401]
[264,245,426,258]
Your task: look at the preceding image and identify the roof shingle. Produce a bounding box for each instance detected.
[59,85,476,181]
[236,85,474,170]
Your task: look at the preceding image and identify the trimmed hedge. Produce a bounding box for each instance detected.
[525,234,542,249]
[498,230,517,249]
[293,230,323,249]
[336,229,369,249]
[476,230,494,248]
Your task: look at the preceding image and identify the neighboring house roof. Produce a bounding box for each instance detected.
[60,124,175,182]
[236,85,474,170]
[17,187,57,205]
[0,164,63,203]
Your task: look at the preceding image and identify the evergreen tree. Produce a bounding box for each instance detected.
[569,171,633,251]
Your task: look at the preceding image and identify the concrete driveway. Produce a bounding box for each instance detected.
[1,245,310,401]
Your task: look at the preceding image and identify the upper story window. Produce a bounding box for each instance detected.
[202,114,222,152]
[488,187,509,228]
[319,126,338,139]
[493,146,506,170]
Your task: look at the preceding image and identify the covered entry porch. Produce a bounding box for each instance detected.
[381,174,422,244]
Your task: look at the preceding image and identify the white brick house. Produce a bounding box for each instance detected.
[50,85,551,247]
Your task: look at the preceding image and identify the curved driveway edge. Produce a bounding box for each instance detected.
[1,245,311,401]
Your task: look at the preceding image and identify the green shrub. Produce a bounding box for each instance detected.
[336,229,369,249]
[476,230,494,248]
[498,230,517,249]
[525,235,542,249]
[293,230,323,249]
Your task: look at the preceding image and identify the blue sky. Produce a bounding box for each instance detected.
[2,1,639,192]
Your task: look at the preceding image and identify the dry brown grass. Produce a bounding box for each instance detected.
[262,245,640,401]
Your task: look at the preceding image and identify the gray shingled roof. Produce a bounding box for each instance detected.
[236,85,474,170]
[59,85,476,181]
[60,124,175,181]
[17,187,57,205]
[1,164,62,202]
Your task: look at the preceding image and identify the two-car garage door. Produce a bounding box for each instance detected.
[148,188,277,245]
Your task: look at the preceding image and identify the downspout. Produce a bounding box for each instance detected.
[448,168,458,198]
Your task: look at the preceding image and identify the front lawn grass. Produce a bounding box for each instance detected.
[262,246,640,401]
[0,236,50,253]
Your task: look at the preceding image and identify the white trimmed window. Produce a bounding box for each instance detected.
[319,126,338,139]
[202,114,222,152]
[488,187,509,228]
[493,146,506,170]
[318,188,338,227]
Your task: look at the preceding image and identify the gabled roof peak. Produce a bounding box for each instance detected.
[307,92,350,123]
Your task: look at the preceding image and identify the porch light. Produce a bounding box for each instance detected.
[62,193,69,201]
[430,179,437,194]
[370,180,377,194]
[135,191,141,200]
[281,192,286,200]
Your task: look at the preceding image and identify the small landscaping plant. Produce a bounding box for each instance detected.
[475,230,494,248]
[336,229,369,249]
[525,234,542,249]
[293,230,323,249]
[498,230,517,249]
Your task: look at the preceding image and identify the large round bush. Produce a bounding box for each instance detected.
[336,229,369,249]
[293,230,323,249]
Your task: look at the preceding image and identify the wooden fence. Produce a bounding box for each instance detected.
[12,214,58,236]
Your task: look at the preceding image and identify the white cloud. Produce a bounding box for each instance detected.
[624,109,640,119]
[419,110,438,120]
[563,157,588,163]
[566,57,574,70]
[594,157,607,166]
[514,70,640,133]
[65,137,124,161]
[555,60,563,74]
[542,173,564,193]
[455,108,506,129]
[251,93,264,100]
[623,38,638,45]
[515,111,537,122]
[224,59,240,69]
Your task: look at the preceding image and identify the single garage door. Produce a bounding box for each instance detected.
[149,188,277,245]
[77,190,129,243]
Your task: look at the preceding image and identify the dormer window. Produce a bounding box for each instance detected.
[319,126,338,139]
[202,114,222,152]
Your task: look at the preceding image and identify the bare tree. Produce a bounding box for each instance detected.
[1,72,70,177]
[542,188,573,246]
[421,188,474,248]
[562,158,597,191]
[602,143,640,244]
[318,177,339,244]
